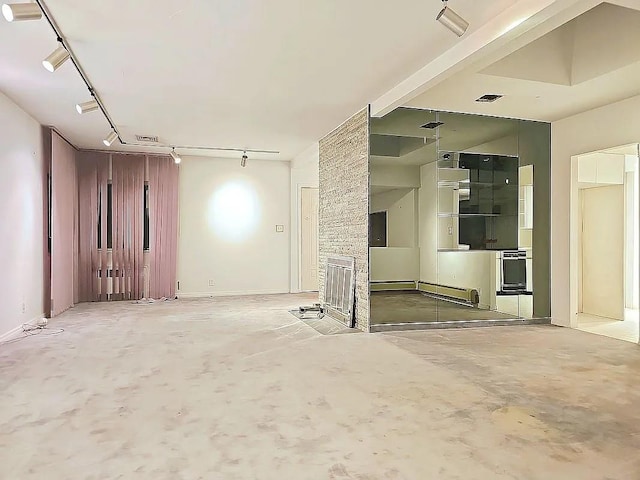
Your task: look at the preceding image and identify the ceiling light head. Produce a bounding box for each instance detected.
[2,3,42,22]
[437,0,469,37]
[76,99,99,114]
[170,148,181,164]
[241,152,248,168]
[43,45,70,72]
[103,130,118,147]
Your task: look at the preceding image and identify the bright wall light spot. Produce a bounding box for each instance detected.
[207,181,260,241]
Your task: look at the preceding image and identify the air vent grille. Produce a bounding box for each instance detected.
[323,255,355,328]
[476,94,503,103]
[420,121,444,129]
[135,135,159,143]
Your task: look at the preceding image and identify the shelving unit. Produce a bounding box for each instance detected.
[437,153,520,252]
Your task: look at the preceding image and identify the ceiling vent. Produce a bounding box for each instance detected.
[135,134,159,143]
[475,94,503,103]
[420,121,444,129]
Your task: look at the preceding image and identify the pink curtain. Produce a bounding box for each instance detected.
[77,151,109,302]
[76,152,175,302]
[50,132,78,316]
[111,154,145,300]
[148,155,179,299]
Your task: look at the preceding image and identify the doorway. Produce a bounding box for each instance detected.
[300,187,319,292]
[573,144,639,343]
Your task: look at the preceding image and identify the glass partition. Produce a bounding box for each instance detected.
[369,107,550,327]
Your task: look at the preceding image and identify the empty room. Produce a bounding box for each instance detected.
[1,1,640,479]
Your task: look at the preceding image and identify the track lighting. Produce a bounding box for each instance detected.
[436,0,469,37]
[241,152,248,168]
[2,2,42,22]
[103,130,118,147]
[170,148,181,164]
[76,99,99,114]
[42,45,70,72]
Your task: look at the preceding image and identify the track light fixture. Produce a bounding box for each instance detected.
[241,152,248,168]
[2,2,42,22]
[42,45,70,72]
[76,99,99,114]
[103,130,118,147]
[170,148,182,164]
[436,0,469,37]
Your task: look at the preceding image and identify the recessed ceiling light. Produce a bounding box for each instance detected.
[476,94,503,103]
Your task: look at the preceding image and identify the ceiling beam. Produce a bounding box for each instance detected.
[370,0,603,118]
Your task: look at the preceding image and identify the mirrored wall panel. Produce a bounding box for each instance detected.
[369,107,550,327]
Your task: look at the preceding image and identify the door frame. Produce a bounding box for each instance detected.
[570,145,639,328]
[297,184,319,292]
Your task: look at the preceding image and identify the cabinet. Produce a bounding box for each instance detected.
[577,153,624,186]
[437,153,519,251]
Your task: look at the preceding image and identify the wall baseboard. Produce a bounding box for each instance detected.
[177,289,290,298]
[0,313,46,343]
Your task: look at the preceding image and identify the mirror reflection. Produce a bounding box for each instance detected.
[369,107,549,327]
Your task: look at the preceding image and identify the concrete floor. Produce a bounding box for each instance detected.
[371,291,516,324]
[1,294,639,480]
[578,310,640,344]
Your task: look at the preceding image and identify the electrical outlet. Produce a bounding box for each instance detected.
[448,226,453,235]
[208,280,215,287]
[21,303,26,314]
[276,225,284,233]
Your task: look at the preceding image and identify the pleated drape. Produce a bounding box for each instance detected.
[148,155,179,299]
[112,154,145,300]
[50,132,78,316]
[77,151,108,302]
[77,152,144,301]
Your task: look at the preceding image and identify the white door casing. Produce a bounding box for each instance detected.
[580,185,625,320]
[300,187,319,292]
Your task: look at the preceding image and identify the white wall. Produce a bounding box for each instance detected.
[370,165,421,188]
[552,94,640,327]
[438,252,495,309]
[178,156,290,296]
[0,93,45,338]
[370,248,419,282]
[463,134,518,156]
[290,143,319,293]
[370,188,419,282]
[418,161,496,308]
[419,162,438,284]
[370,189,417,247]
[626,155,640,309]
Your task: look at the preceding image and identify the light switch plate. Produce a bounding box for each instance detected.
[276,225,284,233]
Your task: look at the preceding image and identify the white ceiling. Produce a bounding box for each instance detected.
[406,1,640,122]
[0,0,517,160]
